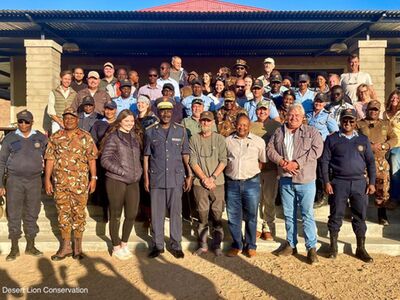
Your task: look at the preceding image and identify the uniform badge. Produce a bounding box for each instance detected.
[34,142,41,149]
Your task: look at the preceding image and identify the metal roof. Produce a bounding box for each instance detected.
[0,10,399,57]
[138,0,269,12]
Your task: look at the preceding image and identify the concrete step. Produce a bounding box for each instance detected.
[0,234,398,256]
[0,217,397,239]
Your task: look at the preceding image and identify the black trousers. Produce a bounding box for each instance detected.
[6,175,42,240]
[327,178,368,237]
[106,177,140,246]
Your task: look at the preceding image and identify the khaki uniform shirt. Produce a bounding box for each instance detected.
[250,120,281,170]
[45,128,98,194]
[357,119,398,158]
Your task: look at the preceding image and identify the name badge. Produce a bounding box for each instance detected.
[171,138,182,142]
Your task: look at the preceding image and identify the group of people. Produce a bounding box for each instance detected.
[0,54,399,265]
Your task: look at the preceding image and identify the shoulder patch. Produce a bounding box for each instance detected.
[145,122,158,131]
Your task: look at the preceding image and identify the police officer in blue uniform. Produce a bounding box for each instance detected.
[321,108,376,263]
[0,110,47,261]
[143,99,192,259]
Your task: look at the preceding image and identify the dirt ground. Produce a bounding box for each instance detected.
[0,250,399,300]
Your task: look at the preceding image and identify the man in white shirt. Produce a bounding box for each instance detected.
[157,62,181,98]
[340,54,374,104]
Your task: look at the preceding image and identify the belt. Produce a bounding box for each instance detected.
[226,173,259,182]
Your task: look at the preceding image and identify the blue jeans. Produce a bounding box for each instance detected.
[226,175,260,250]
[389,147,400,202]
[279,177,317,250]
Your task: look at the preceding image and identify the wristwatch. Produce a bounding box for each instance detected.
[91,176,98,180]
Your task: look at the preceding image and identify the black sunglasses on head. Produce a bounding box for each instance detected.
[18,119,31,125]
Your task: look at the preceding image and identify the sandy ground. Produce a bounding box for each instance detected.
[0,250,399,300]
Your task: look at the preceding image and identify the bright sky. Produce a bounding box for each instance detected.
[1,0,398,11]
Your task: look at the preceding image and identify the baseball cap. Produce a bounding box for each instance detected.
[192,98,204,106]
[340,108,357,120]
[104,101,117,110]
[16,110,33,122]
[119,79,132,88]
[263,57,275,65]
[103,62,114,69]
[314,93,329,103]
[62,107,78,118]
[298,74,310,82]
[200,111,214,121]
[191,78,202,86]
[252,79,264,89]
[157,101,174,110]
[257,100,270,109]
[162,83,174,91]
[224,90,236,102]
[270,73,283,83]
[81,96,95,106]
[367,100,381,110]
[87,71,100,79]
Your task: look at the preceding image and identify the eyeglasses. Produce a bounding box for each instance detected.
[342,120,355,124]
[148,74,158,77]
[17,119,31,124]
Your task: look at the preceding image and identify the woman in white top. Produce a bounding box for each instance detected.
[208,78,226,111]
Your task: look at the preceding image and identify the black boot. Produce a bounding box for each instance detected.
[328,231,338,259]
[355,236,373,263]
[378,208,389,226]
[25,236,43,257]
[6,239,20,261]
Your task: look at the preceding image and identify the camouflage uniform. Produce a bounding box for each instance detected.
[45,129,97,239]
[217,106,246,137]
[357,119,398,207]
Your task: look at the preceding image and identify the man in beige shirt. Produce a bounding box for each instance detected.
[225,114,266,258]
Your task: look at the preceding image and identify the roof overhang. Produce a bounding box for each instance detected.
[0,10,399,57]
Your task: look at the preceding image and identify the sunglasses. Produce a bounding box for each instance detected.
[18,119,31,125]
[342,119,355,124]
[236,85,245,88]
[148,74,158,77]
[368,108,379,112]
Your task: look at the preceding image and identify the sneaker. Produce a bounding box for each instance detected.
[113,247,130,260]
[193,248,208,256]
[122,246,133,258]
[213,248,223,257]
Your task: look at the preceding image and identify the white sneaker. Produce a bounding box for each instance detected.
[113,247,130,260]
[122,246,133,258]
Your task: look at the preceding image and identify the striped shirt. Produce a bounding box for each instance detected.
[282,125,295,177]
